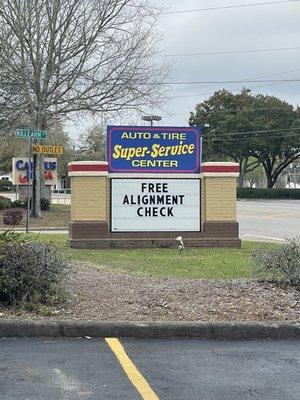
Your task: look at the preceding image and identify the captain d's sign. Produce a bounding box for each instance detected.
[107,126,203,173]
[12,157,58,185]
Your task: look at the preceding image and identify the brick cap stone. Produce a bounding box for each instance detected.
[68,161,108,176]
[68,161,240,177]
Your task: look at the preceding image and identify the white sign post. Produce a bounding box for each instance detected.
[111,179,200,232]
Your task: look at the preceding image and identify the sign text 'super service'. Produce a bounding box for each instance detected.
[107,126,202,173]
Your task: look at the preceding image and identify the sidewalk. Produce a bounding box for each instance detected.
[0,227,68,234]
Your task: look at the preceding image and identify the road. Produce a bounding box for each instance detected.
[238,199,300,243]
[0,338,299,400]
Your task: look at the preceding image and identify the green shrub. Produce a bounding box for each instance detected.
[252,237,300,287]
[0,200,11,210]
[2,208,24,225]
[11,200,25,208]
[23,198,51,211]
[237,188,300,199]
[0,196,11,210]
[0,242,68,308]
[41,198,50,210]
[0,180,13,192]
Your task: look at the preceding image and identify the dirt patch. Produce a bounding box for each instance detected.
[1,263,299,321]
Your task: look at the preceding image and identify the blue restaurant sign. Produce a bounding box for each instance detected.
[107,126,203,173]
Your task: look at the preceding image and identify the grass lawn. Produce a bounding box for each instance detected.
[0,204,70,228]
[35,234,278,280]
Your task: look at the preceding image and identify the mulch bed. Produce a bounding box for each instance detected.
[1,263,299,321]
[0,205,70,229]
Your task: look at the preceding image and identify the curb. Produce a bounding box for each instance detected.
[12,227,68,231]
[0,320,299,339]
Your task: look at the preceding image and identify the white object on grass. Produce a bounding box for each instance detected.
[176,236,185,255]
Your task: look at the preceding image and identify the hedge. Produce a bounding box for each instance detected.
[0,180,13,191]
[237,188,300,199]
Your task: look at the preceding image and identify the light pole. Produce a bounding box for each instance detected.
[203,123,211,162]
[142,115,162,126]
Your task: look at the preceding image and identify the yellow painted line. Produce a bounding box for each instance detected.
[105,338,159,400]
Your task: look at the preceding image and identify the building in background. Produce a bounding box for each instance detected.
[0,173,11,181]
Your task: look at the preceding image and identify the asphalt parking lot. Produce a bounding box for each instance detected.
[238,199,300,242]
[1,337,299,400]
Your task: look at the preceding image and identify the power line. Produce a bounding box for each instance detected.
[211,134,300,142]
[168,81,295,97]
[240,68,300,79]
[168,91,215,99]
[167,68,300,93]
[162,102,299,117]
[158,46,300,58]
[163,70,300,118]
[209,133,300,142]
[201,126,300,137]
[192,106,296,113]
[163,106,298,117]
[162,0,300,15]
[167,80,297,98]
[170,82,295,98]
[158,78,300,85]
[211,138,297,143]
[211,133,299,140]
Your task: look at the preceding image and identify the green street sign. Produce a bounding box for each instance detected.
[15,129,47,139]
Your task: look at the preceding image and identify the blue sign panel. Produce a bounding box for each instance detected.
[107,126,203,173]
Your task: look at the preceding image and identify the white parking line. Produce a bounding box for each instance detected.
[238,202,300,208]
[242,234,285,242]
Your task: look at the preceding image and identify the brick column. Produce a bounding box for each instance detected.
[201,162,240,239]
[68,161,109,246]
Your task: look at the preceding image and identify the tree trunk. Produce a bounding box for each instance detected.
[266,174,275,188]
[238,158,248,188]
[238,171,244,188]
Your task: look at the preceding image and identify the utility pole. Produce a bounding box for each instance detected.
[25,138,32,233]
[15,128,47,219]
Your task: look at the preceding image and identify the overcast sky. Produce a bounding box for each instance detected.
[68,0,300,141]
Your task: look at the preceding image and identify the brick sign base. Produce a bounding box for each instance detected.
[68,162,241,249]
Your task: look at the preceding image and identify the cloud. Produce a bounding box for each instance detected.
[66,0,300,136]
[153,0,300,125]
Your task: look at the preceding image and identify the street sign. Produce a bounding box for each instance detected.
[32,144,64,155]
[15,129,47,139]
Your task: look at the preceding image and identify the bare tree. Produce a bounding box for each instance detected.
[0,0,168,217]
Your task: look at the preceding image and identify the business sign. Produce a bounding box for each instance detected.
[12,158,58,185]
[32,145,64,155]
[107,126,202,173]
[111,179,200,232]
